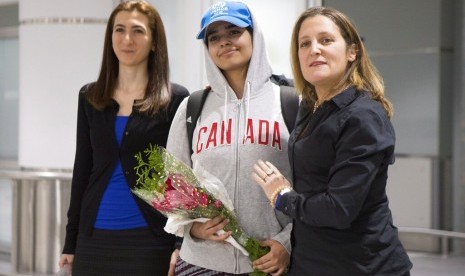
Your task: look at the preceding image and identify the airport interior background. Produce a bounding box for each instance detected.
[1,0,465,275]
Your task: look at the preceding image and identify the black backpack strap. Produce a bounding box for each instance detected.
[279,85,299,133]
[186,87,211,155]
[270,74,294,87]
[271,74,299,132]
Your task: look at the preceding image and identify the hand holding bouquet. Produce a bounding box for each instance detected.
[132,145,269,276]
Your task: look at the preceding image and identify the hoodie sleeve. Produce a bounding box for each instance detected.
[271,220,292,254]
[167,97,192,167]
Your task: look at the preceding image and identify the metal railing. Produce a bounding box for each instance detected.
[0,169,72,275]
[0,169,72,181]
[398,227,465,258]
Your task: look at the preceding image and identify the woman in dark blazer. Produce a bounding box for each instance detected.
[252,7,412,276]
[58,1,188,275]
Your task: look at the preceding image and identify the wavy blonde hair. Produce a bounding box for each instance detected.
[290,7,393,118]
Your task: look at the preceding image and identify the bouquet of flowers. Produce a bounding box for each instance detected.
[132,145,269,276]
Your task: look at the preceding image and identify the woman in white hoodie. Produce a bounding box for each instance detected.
[166,1,293,275]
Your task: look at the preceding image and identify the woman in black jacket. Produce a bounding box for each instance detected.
[252,7,412,276]
[58,1,188,275]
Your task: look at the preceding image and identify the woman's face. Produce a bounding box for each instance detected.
[206,21,253,74]
[297,15,356,92]
[112,10,153,68]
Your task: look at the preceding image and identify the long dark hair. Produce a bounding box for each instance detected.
[87,0,170,116]
[290,7,393,118]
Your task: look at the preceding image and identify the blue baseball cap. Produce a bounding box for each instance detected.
[196,1,253,40]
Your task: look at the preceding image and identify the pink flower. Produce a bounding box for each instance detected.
[165,178,174,191]
[200,193,209,206]
[151,197,175,212]
[167,190,199,210]
[151,175,206,212]
[214,200,223,208]
[169,173,211,206]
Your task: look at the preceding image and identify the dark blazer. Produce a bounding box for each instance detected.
[278,87,412,275]
[62,83,189,254]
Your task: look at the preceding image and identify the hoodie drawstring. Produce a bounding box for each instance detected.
[223,85,229,139]
[243,81,251,137]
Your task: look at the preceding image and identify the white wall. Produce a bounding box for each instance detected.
[18,0,113,169]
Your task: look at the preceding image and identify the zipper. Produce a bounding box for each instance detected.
[233,99,242,273]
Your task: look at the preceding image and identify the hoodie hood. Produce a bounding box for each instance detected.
[204,12,273,100]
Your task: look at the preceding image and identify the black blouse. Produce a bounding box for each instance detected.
[279,87,412,275]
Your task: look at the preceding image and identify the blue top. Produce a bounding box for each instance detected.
[94,116,148,229]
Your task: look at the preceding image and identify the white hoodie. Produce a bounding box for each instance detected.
[166,13,292,274]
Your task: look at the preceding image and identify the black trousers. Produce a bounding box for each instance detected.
[73,227,173,276]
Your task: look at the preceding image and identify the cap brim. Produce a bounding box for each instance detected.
[196,16,250,40]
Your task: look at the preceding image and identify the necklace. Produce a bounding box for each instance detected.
[313,100,320,113]
[313,86,349,113]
